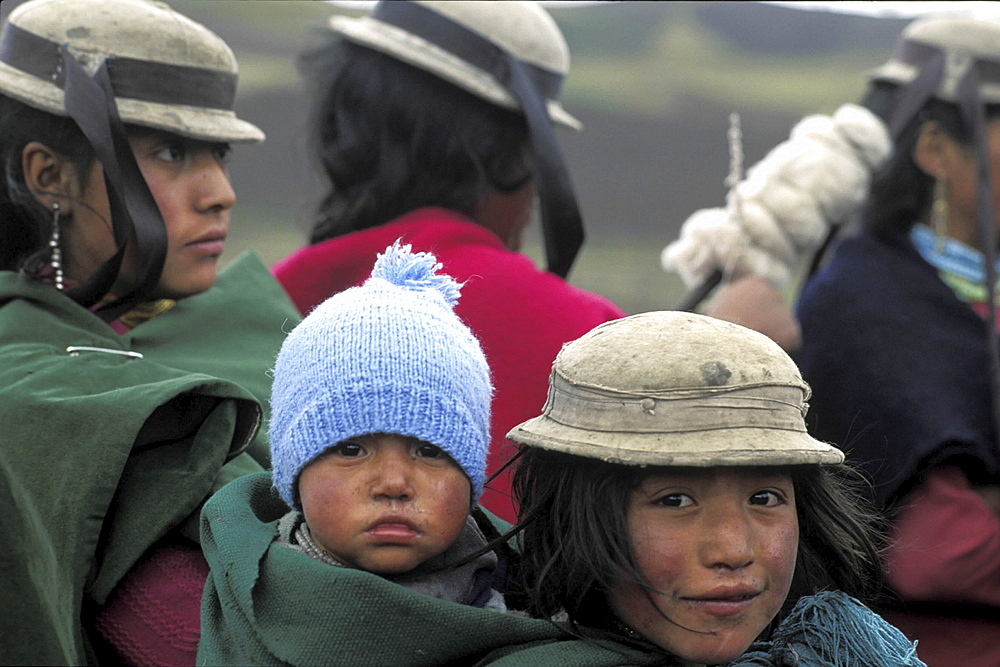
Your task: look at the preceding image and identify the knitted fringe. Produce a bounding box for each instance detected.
[727,591,925,667]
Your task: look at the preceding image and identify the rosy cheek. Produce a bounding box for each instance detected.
[630,522,683,582]
[429,475,471,536]
[299,465,352,512]
[764,521,799,587]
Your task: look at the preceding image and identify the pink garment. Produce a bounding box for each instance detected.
[273,208,625,523]
[883,465,1000,667]
[92,542,208,666]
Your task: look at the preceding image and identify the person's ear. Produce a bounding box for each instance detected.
[21,141,77,209]
[912,121,948,180]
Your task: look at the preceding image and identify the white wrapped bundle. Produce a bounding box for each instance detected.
[662,104,892,289]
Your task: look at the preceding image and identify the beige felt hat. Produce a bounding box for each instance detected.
[0,0,264,143]
[508,311,844,467]
[327,0,582,131]
[868,16,1000,104]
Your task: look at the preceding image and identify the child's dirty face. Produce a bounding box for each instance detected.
[608,467,798,666]
[298,433,471,575]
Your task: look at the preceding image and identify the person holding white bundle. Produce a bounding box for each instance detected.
[665,15,1000,667]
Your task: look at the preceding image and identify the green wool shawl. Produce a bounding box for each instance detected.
[199,473,671,667]
[199,474,923,667]
[0,253,300,666]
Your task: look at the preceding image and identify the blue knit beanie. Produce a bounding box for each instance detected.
[269,241,493,508]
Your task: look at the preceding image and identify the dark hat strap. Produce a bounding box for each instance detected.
[957,62,1000,445]
[371,0,583,278]
[504,53,583,278]
[886,47,945,139]
[60,46,167,319]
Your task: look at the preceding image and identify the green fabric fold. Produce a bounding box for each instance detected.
[0,252,300,666]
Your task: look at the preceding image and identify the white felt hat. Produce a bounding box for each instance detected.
[0,0,264,143]
[327,0,581,131]
[868,16,1000,105]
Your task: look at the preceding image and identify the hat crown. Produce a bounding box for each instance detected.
[418,0,570,75]
[326,0,581,131]
[556,311,807,397]
[869,16,1000,104]
[904,17,1000,65]
[8,0,236,76]
[507,311,843,468]
[0,0,263,143]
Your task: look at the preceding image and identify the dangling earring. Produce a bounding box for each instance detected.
[932,178,949,253]
[49,202,64,291]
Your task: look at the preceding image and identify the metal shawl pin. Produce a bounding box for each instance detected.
[66,346,144,359]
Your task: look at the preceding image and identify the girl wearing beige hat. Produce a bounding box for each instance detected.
[507,311,924,666]
[0,0,298,664]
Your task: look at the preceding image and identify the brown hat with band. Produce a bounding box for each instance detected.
[327,0,581,131]
[508,311,843,467]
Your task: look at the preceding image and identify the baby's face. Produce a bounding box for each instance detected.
[298,433,471,575]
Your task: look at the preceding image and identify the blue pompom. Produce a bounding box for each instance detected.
[371,240,461,306]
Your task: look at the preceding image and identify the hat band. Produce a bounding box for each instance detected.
[370,0,564,102]
[544,372,810,434]
[0,23,237,111]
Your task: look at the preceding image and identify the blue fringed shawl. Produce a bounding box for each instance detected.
[729,591,924,667]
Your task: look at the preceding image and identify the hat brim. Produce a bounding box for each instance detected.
[328,14,582,132]
[0,61,265,144]
[507,415,845,467]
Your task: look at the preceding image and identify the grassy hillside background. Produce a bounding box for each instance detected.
[1,1,915,314]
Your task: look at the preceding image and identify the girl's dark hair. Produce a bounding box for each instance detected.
[859,81,1000,241]
[0,94,95,275]
[512,447,884,634]
[299,38,531,244]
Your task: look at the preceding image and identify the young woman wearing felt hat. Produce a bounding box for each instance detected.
[0,0,299,663]
[794,17,1000,666]
[271,0,625,525]
[662,16,1000,665]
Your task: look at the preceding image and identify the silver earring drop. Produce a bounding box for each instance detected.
[932,178,948,253]
[49,202,64,291]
